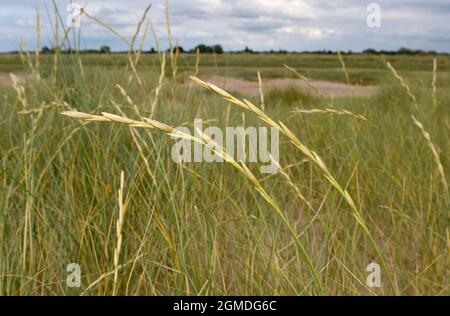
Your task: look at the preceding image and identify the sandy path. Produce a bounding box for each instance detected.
[0,73,14,86]
[2,72,378,98]
[188,75,378,98]
[0,73,30,86]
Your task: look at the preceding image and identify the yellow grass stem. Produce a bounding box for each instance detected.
[194,48,200,77]
[133,21,151,68]
[128,4,152,63]
[18,38,34,72]
[150,21,162,57]
[257,71,265,111]
[10,74,28,109]
[386,62,418,108]
[165,0,176,79]
[291,108,367,121]
[113,171,127,295]
[270,156,314,212]
[53,6,59,81]
[151,53,166,117]
[283,64,328,101]
[35,7,40,79]
[81,8,130,46]
[432,58,437,108]
[127,4,151,87]
[337,50,350,84]
[411,116,449,202]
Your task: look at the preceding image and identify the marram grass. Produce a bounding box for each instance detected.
[0,5,448,296]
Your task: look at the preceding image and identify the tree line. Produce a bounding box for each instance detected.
[4,45,445,56]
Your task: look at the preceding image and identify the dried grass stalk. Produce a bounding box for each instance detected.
[386,62,417,108]
[337,50,350,84]
[257,71,265,111]
[113,171,127,295]
[283,64,327,100]
[411,116,448,200]
[432,58,437,108]
[291,108,367,121]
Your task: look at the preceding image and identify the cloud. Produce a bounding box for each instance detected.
[278,26,339,39]
[0,0,448,52]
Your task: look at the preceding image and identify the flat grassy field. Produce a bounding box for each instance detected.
[0,51,448,295]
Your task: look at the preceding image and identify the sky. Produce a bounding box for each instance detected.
[0,0,449,52]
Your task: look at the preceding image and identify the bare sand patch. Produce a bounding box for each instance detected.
[0,73,14,86]
[0,72,30,86]
[188,75,378,98]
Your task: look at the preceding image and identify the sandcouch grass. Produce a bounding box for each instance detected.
[0,4,448,296]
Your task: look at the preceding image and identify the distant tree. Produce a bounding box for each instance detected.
[363,48,377,54]
[41,46,51,54]
[192,44,224,54]
[99,45,111,54]
[166,46,184,54]
[195,44,213,53]
[175,46,184,53]
[243,46,253,53]
[397,47,413,55]
[212,44,223,54]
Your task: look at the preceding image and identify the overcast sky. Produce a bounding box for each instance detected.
[1,0,449,52]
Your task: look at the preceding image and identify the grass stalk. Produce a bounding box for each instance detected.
[35,7,40,79]
[257,71,265,111]
[386,62,417,108]
[61,110,325,294]
[113,171,128,295]
[189,75,398,294]
[432,58,437,108]
[411,116,449,202]
[337,50,350,84]
[291,108,367,121]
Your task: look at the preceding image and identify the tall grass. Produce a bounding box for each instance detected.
[0,4,448,296]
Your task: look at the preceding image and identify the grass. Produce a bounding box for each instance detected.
[0,8,449,296]
[2,52,450,85]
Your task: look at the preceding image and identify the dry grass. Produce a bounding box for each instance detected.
[432,58,437,108]
[291,108,367,121]
[257,71,265,111]
[165,0,176,79]
[151,53,166,117]
[337,50,350,85]
[189,75,397,293]
[113,170,127,295]
[411,116,449,201]
[283,64,328,101]
[386,61,418,108]
[194,48,200,77]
